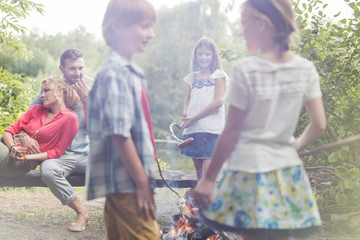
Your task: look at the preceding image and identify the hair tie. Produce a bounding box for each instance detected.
[273,35,289,52]
[248,0,293,52]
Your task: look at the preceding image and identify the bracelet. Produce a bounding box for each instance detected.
[9,145,15,153]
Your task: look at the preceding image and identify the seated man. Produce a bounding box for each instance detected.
[26,49,91,232]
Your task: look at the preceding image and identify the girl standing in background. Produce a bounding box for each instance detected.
[181,37,230,184]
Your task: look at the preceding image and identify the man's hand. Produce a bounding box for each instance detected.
[72,77,90,130]
[136,183,156,220]
[72,78,90,99]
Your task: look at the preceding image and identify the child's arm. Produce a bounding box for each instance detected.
[182,77,226,129]
[111,135,156,220]
[193,105,245,205]
[297,97,327,152]
[182,86,191,120]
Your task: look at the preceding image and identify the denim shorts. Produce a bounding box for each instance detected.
[180,132,219,159]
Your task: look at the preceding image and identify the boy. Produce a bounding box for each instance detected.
[85,0,159,239]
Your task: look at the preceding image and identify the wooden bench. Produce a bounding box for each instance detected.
[3,130,360,189]
[0,139,196,189]
[0,169,197,188]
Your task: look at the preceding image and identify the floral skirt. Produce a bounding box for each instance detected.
[200,165,323,239]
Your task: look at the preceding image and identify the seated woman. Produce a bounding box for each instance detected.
[0,76,79,177]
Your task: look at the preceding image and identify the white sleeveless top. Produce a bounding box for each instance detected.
[183,69,230,135]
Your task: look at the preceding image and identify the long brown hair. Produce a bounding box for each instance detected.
[190,37,221,73]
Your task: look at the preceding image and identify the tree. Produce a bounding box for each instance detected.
[0,0,44,132]
[0,0,44,60]
[294,0,360,225]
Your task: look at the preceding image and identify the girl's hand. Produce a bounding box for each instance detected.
[181,117,195,129]
[181,113,188,122]
[193,178,216,206]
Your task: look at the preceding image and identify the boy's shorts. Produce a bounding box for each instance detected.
[104,193,160,240]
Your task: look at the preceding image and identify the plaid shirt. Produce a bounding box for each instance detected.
[86,50,155,200]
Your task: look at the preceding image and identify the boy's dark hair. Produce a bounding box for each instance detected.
[60,48,83,66]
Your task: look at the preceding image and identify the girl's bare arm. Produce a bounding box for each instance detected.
[297,97,327,152]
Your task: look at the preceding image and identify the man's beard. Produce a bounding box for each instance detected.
[64,76,76,85]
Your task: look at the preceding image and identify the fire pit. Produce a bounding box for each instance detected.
[160,203,230,240]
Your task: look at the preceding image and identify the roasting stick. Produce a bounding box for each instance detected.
[153,122,197,212]
[152,122,189,211]
[169,123,194,149]
[299,135,360,157]
[155,159,186,212]
[155,159,182,199]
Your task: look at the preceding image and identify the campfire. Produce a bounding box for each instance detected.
[160,202,230,240]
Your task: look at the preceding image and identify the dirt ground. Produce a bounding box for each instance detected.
[0,187,188,240]
[0,187,104,240]
[0,187,358,240]
[0,187,244,240]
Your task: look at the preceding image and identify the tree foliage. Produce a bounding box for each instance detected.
[294,0,360,213]
[0,0,44,60]
[0,67,38,130]
[0,0,44,133]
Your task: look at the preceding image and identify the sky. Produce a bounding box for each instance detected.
[21,0,194,38]
[21,0,352,39]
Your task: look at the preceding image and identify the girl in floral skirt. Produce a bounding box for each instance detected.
[193,0,327,239]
